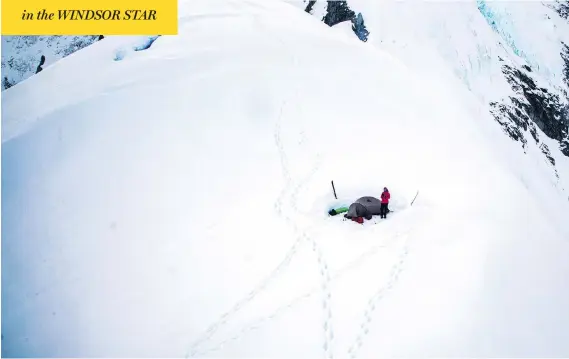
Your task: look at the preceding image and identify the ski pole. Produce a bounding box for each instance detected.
[331,180,338,199]
[411,190,419,206]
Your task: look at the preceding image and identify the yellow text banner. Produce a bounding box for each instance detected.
[1,0,177,35]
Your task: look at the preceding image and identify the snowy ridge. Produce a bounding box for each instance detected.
[301,0,569,184]
[1,36,101,90]
[2,0,569,357]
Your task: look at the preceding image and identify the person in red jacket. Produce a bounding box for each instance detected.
[380,187,390,218]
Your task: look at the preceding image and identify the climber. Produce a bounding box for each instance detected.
[380,187,390,219]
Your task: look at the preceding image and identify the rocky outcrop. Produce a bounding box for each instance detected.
[490,63,569,165]
[563,42,569,90]
[35,55,46,74]
[351,13,370,42]
[303,1,370,42]
[2,36,99,90]
[304,0,316,14]
[322,1,355,27]
[555,0,569,20]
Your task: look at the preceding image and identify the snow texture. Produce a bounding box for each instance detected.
[2,0,569,357]
[1,36,100,90]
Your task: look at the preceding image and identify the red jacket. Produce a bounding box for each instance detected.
[381,191,390,204]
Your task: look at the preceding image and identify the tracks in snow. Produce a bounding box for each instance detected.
[185,217,303,358]
[187,94,332,357]
[195,225,407,356]
[189,91,420,357]
[348,229,412,358]
[270,28,335,357]
[274,91,334,357]
[186,13,422,357]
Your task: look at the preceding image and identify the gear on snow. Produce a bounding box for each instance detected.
[328,188,391,224]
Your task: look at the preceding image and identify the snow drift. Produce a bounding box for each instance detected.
[2,0,569,357]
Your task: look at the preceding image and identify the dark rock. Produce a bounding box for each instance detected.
[540,143,556,166]
[35,55,46,74]
[555,0,569,20]
[351,13,370,42]
[490,100,529,150]
[320,1,370,43]
[3,76,14,90]
[499,64,569,157]
[322,1,355,27]
[305,0,316,14]
[562,42,569,89]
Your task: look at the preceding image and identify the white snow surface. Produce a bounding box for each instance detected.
[346,0,569,102]
[477,0,569,89]
[284,0,328,20]
[2,0,569,357]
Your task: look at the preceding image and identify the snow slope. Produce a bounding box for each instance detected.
[303,0,569,182]
[476,0,569,88]
[1,36,100,90]
[353,1,568,152]
[2,0,569,357]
